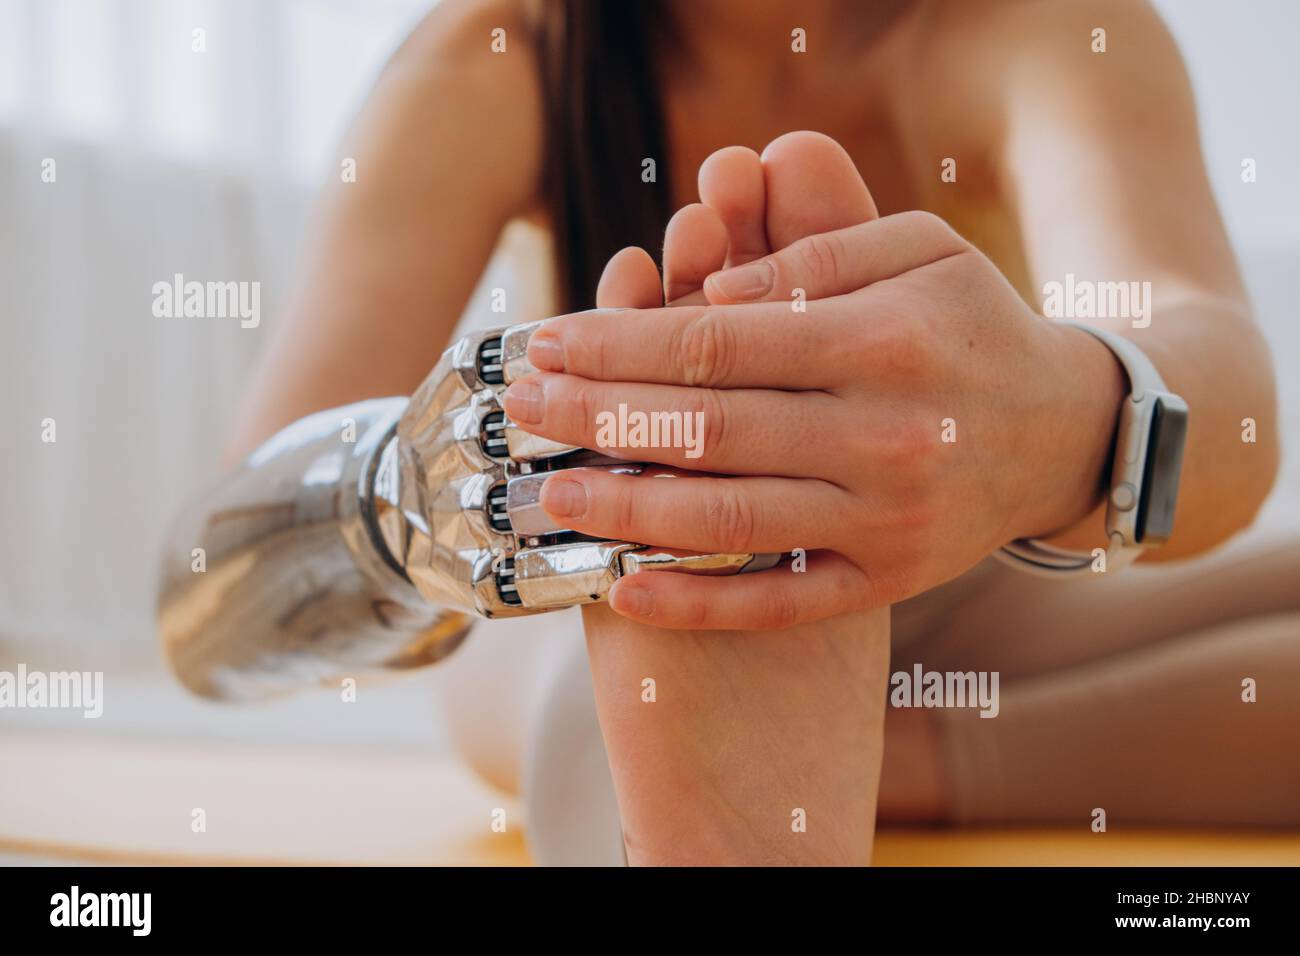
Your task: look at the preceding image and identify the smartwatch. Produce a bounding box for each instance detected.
[995,321,1189,577]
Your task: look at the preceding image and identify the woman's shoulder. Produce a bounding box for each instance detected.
[391,0,541,71]
[901,0,1178,161]
[385,0,543,117]
[364,0,546,214]
[918,0,1175,96]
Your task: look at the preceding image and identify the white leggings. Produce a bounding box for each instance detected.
[891,532,1300,826]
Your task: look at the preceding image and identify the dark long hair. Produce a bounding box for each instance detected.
[538,1,673,313]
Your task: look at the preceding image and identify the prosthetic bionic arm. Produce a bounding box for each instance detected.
[158,315,778,700]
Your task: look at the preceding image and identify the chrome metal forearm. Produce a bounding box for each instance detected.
[157,399,471,700]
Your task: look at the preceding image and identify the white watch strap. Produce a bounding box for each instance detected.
[995,321,1169,579]
[1066,322,1167,399]
[995,532,1139,577]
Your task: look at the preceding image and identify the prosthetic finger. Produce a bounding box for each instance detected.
[387,317,781,617]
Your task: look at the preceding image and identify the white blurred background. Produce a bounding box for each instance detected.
[0,0,1297,750]
[0,0,476,758]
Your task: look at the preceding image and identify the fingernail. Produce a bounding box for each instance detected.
[503,381,543,424]
[540,477,588,518]
[611,580,654,618]
[708,260,773,300]
[528,333,565,372]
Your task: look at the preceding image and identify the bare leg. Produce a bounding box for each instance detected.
[880,534,1300,825]
[584,135,891,864]
[585,605,889,863]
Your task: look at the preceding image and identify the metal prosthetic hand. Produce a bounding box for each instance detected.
[157,315,778,700]
[377,317,780,618]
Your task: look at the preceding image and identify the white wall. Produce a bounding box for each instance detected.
[0,0,437,651]
[1153,0,1300,249]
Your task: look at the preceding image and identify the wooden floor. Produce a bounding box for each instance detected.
[3,731,1297,866]
[873,826,1300,866]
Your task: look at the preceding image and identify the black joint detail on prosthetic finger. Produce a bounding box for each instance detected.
[477,335,505,385]
[488,482,513,532]
[496,556,523,606]
[480,410,510,458]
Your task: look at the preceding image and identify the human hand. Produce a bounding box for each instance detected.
[505,167,1125,628]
